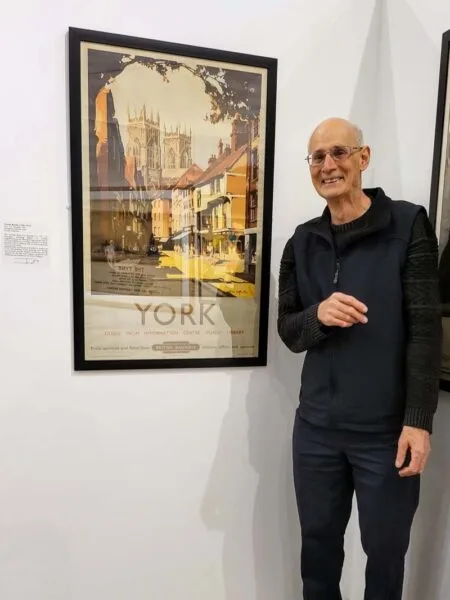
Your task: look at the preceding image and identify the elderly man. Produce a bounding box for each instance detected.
[277,117,441,600]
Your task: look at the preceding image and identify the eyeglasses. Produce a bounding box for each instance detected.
[305,145,363,167]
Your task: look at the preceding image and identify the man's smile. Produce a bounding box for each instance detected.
[322,177,344,185]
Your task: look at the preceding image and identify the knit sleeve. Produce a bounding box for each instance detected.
[277,237,330,353]
[402,210,442,433]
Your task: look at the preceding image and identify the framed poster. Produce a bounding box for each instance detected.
[68,27,277,370]
[430,28,450,391]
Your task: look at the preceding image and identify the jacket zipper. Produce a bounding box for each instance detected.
[333,259,340,285]
[330,252,340,424]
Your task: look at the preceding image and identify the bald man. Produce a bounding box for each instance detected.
[278,118,441,600]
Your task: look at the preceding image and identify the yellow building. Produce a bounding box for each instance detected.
[171,164,203,252]
[193,143,248,257]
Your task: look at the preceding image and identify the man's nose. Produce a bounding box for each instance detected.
[322,153,337,171]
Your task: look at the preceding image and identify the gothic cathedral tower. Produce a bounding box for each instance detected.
[162,124,192,184]
[126,106,162,188]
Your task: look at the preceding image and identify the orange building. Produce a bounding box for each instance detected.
[91,86,132,250]
[151,196,172,243]
[243,117,261,274]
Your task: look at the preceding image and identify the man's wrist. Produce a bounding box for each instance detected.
[303,303,328,341]
[403,406,434,433]
[316,302,328,330]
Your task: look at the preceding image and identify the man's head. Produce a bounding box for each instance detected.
[307,118,370,202]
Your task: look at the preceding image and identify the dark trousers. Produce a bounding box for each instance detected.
[293,413,420,600]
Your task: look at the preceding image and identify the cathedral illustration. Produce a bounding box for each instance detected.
[126,106,192,189]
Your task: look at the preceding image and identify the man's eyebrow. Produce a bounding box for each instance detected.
[310,145,343,152]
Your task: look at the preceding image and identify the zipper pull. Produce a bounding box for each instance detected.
[333,260,340,285]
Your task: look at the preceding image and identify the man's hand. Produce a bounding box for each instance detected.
[395,426,431,477]
[317,292,368,328]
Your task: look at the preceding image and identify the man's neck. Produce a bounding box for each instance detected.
[327,191,372,225]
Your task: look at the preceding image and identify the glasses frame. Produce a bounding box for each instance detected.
[305,145,364,167]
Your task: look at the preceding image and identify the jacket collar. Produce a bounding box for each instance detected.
[303,187,392,249]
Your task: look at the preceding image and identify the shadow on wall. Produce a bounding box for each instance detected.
[349,0,404,199]
[348,0,383,163]
[404,398,450,600]
[201,266,303,600]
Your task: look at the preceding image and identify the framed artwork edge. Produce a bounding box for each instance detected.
[68,26,277,371]
[68,27,279,70]
[429,28,450,393]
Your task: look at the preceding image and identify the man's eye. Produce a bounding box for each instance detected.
[312,153,325,162]
[332,147,347,158]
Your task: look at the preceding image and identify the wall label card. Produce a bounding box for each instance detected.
[2,223,49,266]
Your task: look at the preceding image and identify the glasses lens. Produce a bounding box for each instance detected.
[331,146,350,160]
[310,151,325,165]
[309,146,351,165]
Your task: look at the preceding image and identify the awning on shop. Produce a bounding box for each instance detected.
[207,195,231,208]
[172,231,191,241]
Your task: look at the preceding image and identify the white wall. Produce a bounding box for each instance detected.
[1,0,448,598]
[373,2,450,600]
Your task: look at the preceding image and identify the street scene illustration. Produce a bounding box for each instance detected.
[86,48,263,299]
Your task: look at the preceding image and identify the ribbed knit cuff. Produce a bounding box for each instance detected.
[403,406,434,433]
[302,303,330,346]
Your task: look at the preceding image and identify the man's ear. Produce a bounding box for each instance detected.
[360,145,371,172]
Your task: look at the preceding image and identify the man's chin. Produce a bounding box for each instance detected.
[319,185,345,200]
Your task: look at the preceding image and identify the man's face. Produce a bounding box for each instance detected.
[308,121,370,201]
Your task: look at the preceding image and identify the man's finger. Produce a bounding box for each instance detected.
[329,317,353,328]
[419,453,430,474]
[338,304,368,324]
[395,439,408,468]
[399,451,422,477]
[415,450,429,473]
[331,309,358,324]
[398,467,419,477]
[335,293,368,314]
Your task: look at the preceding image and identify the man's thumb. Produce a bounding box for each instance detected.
[395,439,408,468]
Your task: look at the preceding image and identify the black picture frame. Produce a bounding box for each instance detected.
[68,27,277,371]
[430,28,450,392]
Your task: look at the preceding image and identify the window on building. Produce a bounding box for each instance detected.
[251,148,258,181]
[148,141,157,169]
[167,148,176,169]
[181,150,189,169]
[253,118,259,138]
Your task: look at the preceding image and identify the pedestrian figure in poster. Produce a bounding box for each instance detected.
[278,117,442,599]
[104,239,116,267]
